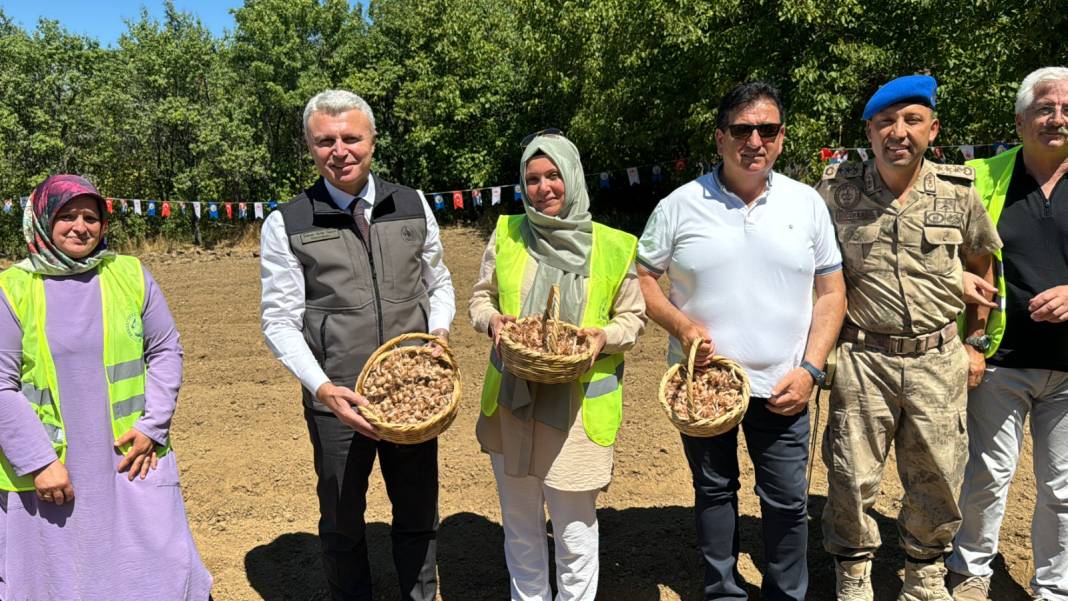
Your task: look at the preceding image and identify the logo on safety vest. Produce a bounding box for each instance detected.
[125,315,143,340]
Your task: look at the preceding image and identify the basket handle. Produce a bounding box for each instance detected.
[685,337,702,417]
[541,284,561,354]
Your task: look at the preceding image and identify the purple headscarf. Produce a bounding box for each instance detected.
[15,174,115,276]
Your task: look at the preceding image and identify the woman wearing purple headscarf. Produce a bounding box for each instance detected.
[0,175,212,599]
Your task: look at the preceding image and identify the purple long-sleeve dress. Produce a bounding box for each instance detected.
[0,265,212,600]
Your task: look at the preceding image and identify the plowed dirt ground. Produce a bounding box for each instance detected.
[148,226,1038,600]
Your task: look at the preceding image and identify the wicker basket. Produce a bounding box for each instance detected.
[355,332,462,444]
[498,284,594,384]
[658,338,751,437]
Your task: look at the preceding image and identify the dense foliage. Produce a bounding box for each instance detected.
[0,0,1063,248]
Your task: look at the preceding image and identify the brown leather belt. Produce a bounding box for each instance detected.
[839,322,958,355]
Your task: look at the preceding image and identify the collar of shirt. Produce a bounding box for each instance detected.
[323,175,376,212]
[710,163,775,209]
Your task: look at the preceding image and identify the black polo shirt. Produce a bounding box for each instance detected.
[987,153,1068,371]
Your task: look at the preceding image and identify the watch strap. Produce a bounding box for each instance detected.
[800,360,825,385]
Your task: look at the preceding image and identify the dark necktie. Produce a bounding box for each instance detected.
[351,198,370,241]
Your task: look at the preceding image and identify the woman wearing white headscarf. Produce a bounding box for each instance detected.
[470,133,646,600]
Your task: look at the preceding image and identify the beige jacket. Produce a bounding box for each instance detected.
[469,231,646,491]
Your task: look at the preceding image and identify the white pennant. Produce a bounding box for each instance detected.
[960,145,975,160]
[132,199,142,214]
[491,187,501,205]
[254,202,264,219]
[626,167,639,185]
[193,202,202,218]
[857,148,869,161]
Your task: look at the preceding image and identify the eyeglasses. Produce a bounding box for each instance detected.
[725,123,783,141]
[520,128,564,149]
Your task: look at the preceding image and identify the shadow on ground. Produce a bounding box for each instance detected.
[244,498,1030,600]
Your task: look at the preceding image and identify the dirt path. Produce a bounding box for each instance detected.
[147,226,1037,600]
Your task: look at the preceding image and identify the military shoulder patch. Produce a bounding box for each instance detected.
[930,163,975,181]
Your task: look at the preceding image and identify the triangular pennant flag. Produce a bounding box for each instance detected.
[513,185,522,202]
[471,189,483,207]
[193,202,202,218]
[238,202,247,219]
[105,198,114,213]
[208,203,219,219]
[147,201,156,217]
[120,199,129,213]
[960,145,975,160]
[819,147,834,161]
[132,199,142,214]
[225,202,233,220]
[2,199,11,214]
[452,191,463,210]
[651,165,663,183]
[267,201,278,211]
[491,187,501,206]
[254,202,264,219]
[433,194,445,211]
[857,148,869,161]
[674,159,687,172]
[932,147,944,160]
[829,149,848,164]
[161,202,171,218]
[626,167,640,185]
[994,142,1008,155]
[599,172,610,189]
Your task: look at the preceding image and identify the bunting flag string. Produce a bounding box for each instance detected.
[1,141,1018,220]
[817,142,1015,163]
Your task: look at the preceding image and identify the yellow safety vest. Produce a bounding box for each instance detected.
[0,255,167,491]
[480,215,636,447]
[964,146,1018,356]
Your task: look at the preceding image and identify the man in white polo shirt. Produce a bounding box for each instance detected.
[637,81,846,601]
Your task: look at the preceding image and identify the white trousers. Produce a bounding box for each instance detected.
[490,453,600,601]
[947,365,1068,601]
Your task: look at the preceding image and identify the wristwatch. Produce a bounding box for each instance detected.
[799,360,826,387]
[964,334,992,353]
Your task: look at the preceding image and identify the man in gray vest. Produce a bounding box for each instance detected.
[260,89,455,601]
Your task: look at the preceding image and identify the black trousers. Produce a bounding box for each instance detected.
[681,399,810,601]
[305,408,438,601]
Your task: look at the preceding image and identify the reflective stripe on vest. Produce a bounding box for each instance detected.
[0,256,169,492]
[479,215,636,447]
[963,147,1018,356]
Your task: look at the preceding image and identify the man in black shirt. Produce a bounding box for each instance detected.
[948,66,1068,601]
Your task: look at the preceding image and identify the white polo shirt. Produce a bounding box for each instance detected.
[638,166,841,397]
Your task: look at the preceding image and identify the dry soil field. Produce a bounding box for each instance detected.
[147,226,1039,600]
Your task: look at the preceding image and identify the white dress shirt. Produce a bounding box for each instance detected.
[260,175,456,395]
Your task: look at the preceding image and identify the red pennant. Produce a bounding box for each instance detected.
[161,202,171,218]
[452,191,464,209]
[225,202,233,219]
[819,147,834,161]
[105,198,114,213]
[674,159,687,172]
[933,147,944,159]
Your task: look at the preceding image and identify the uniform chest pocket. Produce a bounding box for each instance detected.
[922,226,963,274]
[841,224,886,272]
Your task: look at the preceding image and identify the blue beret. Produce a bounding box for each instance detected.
[862,75,938,120]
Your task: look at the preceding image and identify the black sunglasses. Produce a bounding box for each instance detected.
[725,122,783,141]
[520,127,564,149]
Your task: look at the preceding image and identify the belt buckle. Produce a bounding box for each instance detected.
[888,335,919,355]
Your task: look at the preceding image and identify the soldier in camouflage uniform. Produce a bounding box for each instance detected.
[816,75,1002,601]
